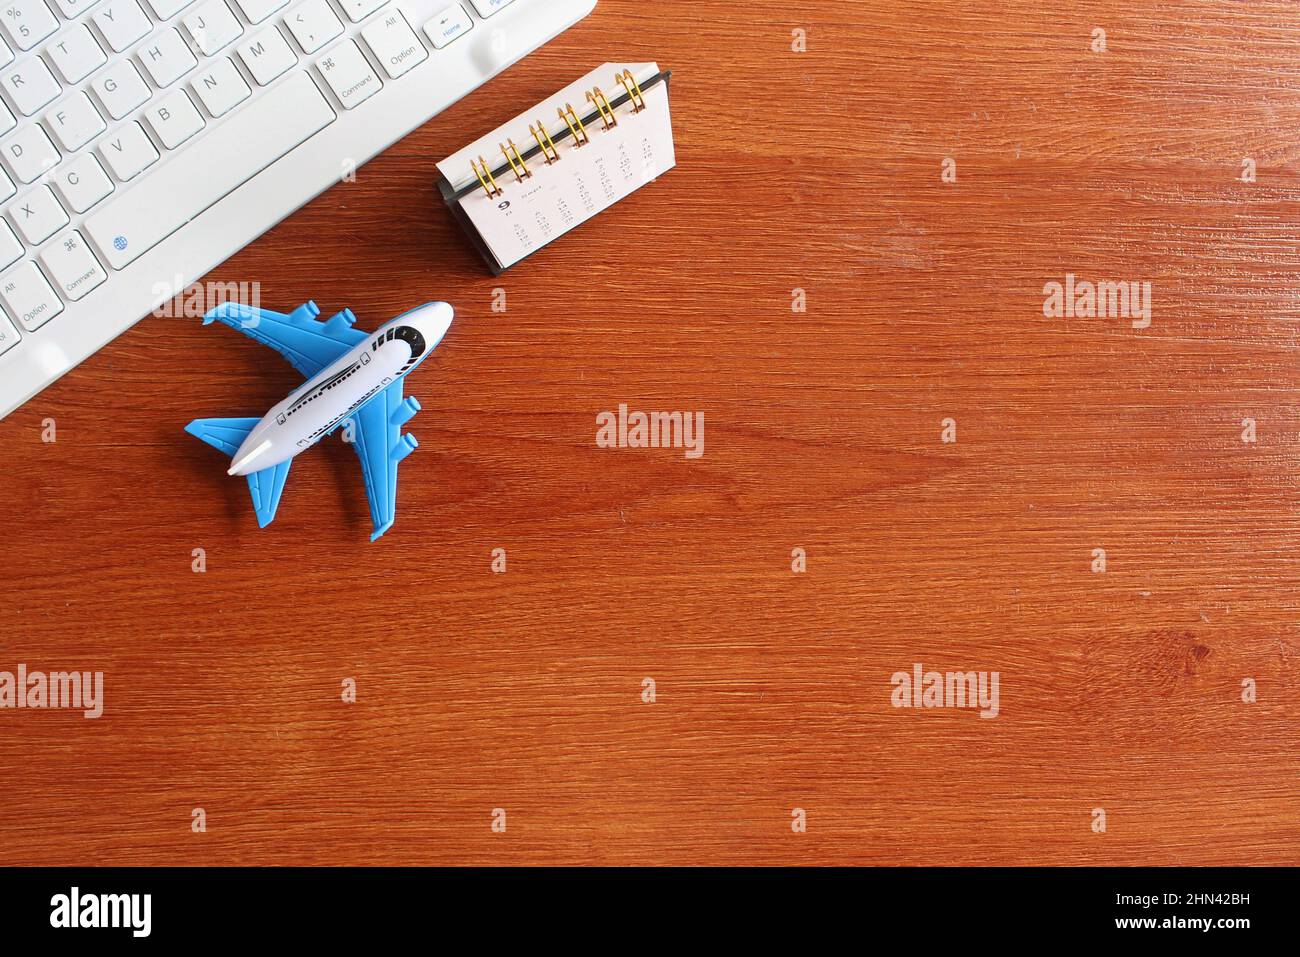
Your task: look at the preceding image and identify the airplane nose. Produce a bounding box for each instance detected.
[418,301,453,344]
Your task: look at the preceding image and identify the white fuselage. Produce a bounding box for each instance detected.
[228,301,453,476]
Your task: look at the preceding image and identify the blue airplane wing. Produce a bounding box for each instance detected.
[185,417,293,528]
[346,381,421,541]
[203,300,369,380]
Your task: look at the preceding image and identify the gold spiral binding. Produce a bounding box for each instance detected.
[500,138,531,182]
[587,85,617,130]
[558,103,589,146]
[529,120,561,164]
[616,69,646,112]
[471,155,502,199]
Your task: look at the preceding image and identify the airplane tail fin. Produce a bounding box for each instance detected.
[245,460,292,528]
[185,417,292,529]
[185,416,260,456]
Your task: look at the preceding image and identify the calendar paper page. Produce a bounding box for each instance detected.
[441,64,675,270]
[436,62,664,187]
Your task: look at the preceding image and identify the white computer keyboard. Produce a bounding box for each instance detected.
[0,0,596,418]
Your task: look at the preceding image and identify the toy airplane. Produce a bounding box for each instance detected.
[185,300,453,541]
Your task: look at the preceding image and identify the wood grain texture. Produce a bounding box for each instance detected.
[1,0,1298,866]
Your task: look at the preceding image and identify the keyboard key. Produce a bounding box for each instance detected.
[46,24,107,83]
[315,40,379,108]
[0,165,13,201]
[51,0,103,18]
[53,153,113,212]
[5,57,61,116]
[468,0,513,17]
[362,10,424,79]
[10,184,68,244]
[147,0,195,18]
[90,59,149,119]
[423,4,471,49]
[190,55,248,116]
[0,35,11,68]
[0,99,11,137]
[45,91,106,152]
[0,308,19,356]
[0,260,63,331]
[233,0,285,24]
[285,0,341,55]
[0,0,58,52]
[94,0,151,52]
[238,26,296,85]
[336,0,384,24]
[84,71,335,270]
[41,231,105,301]
[182,0,241,55]
[3,123,60,182]
[138,29,197,86]
[145,88,203,148]
[97,120,157,180]
[0,218,20,267]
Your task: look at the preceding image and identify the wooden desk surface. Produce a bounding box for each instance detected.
[2,0,1297,866]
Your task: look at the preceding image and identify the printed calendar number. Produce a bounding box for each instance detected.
[576,176,596,212]
[595,158,616,200]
